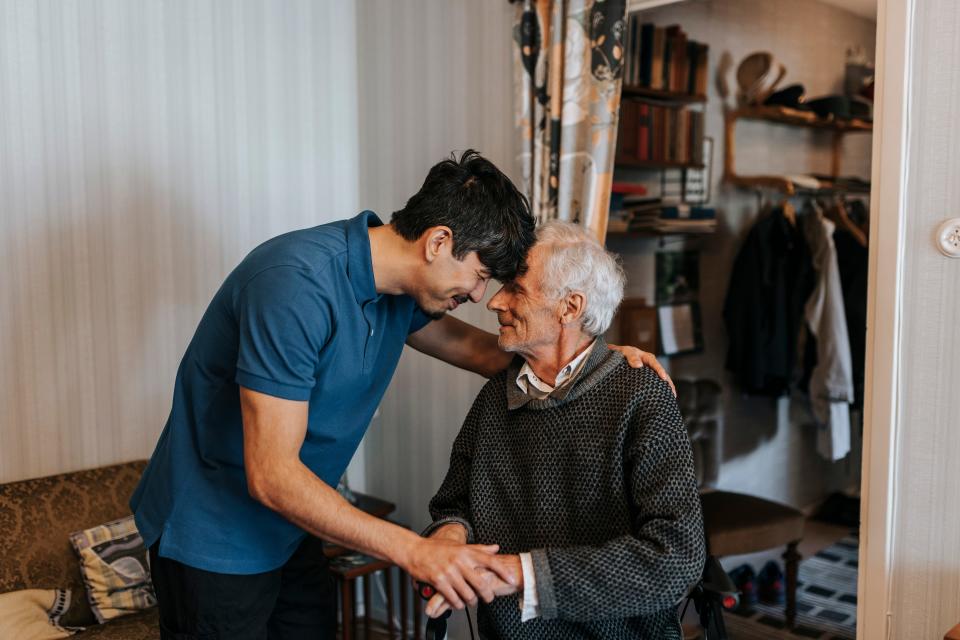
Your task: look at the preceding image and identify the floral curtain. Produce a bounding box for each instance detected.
[513,0,628,240]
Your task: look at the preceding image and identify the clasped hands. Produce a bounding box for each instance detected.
[408,523,523,619]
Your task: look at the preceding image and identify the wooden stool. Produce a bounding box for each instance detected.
[329,553,423,640]
[700,490,805,628]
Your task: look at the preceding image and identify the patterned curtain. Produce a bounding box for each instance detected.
[512,0,628,240]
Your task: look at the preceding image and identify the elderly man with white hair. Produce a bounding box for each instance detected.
[421,221,706,639]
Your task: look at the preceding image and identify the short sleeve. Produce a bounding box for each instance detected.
[235,267,332,401]
[408,304,434,335]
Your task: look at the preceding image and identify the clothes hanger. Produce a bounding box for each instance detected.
[825,195,867,248]
[781,199,797,227]
[848,197,871,238]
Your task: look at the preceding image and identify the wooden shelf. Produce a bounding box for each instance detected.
[607,229,717,241]
[617,159,705,170]
[731,105,873,133]
[607,229,716,239]
[726,174,799,195]
[622,85,707,104]
[726,174,871,196]
[723,104,873,194]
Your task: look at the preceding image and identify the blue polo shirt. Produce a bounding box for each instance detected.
[131,211,432,574]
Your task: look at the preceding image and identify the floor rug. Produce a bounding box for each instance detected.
[721,535,858,639]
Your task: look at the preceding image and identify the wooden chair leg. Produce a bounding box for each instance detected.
[413,583,423,640]
[783,540,802,629]
[363,574,372,639]
[385,567,395,638]
[341,577,355,640]
[399,571,408,639]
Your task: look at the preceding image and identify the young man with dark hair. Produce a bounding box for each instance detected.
[131,150,670,639]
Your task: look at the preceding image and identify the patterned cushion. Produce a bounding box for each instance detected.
[0,460,151,636]
[0,588,73,639]
[69,516,156,623]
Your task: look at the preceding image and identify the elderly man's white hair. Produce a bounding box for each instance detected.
[535,221,626,336]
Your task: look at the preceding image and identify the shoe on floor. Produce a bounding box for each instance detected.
[727,564,758,613]
[757,560,785,605]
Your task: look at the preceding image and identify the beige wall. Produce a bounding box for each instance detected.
[354,0,518,529]
[0,0,359,483]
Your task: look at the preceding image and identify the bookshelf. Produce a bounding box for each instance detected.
[611,19,715,234]
[621,85,707,105]
[723,105,874,195]
[617,158,705,170]
[616,18,709,172]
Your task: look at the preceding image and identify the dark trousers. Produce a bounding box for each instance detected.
[149,536,337,640]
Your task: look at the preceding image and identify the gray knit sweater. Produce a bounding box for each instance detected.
[424,342,705,639]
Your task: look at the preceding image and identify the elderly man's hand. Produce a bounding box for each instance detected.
[402,536,519,610]
[425,562,522,618]
[607,344,676,396]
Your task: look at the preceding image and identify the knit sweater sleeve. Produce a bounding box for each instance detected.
[422,377,498,543]
[529,375,706,621]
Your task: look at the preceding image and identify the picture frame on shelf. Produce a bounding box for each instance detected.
[657,301,704,357]
[617,298,659,355]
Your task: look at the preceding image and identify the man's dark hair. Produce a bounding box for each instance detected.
[391,150,536,281]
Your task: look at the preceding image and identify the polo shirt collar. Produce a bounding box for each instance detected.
[346,210,382,305]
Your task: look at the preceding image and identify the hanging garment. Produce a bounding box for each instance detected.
[724,207,815,396]
[801,208,854,461]
[834,225,869,409]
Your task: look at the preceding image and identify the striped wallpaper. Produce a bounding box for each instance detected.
[0,0,360,482]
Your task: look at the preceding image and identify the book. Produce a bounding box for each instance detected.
[653,106,664,162]
[687,42,700,96]
[616,100,638,160]
[639,23,655,87]
[692,111,704,165]
[680,109,688,163]
[651,27,666,90]
[611,181,649,196]
[663,25,681,92]
[668,28,687,92]
[638,102,651,161]
[695,44,710,96]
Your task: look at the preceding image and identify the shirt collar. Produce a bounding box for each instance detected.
[516,339,598,398]
[345,211,382,305]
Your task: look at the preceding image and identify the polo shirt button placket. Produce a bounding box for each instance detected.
[362,304,376,372]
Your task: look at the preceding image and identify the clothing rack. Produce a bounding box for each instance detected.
[747,185,870,221]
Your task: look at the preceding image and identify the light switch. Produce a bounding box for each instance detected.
[936,218,960,257]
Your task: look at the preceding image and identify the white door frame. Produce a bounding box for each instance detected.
[857,0,914,638]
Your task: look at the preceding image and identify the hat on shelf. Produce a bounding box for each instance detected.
[763,83,807,110]
[736,51,786,106]
[805,95,852,120]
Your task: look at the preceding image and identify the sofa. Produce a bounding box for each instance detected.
[0,460,159,639]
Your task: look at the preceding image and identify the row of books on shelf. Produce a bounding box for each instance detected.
[622,20,709,96]
[609,196,716,235]
[617,101,705,166]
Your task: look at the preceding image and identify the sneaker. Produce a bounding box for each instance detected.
[727,564,758,612]
[757,560,785,605]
